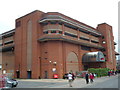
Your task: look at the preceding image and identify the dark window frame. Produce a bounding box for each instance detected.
[43,31,48,34]
[80,37,90,41]
[79,28,90,34]
[65,32,77,38]
[4,40,14,45]
[51,30,56,33]
[59,31,62,34]
[64,23,78,30]
[91,40,99,44]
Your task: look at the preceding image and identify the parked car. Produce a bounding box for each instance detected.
[5,77,18,88]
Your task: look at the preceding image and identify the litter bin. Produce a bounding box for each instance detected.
[53,74,58,79]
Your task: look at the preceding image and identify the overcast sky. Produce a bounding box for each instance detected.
[0,0,119,52]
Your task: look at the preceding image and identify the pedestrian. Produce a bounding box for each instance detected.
[89,73,94,83]
[72,73,75,81]
[115,70,118,75]
[112,71,115,75]
[108,71,111,77]
[85,72,89,84]
[67,72,73,87]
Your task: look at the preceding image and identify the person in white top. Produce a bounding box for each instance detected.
[67,72,73,87]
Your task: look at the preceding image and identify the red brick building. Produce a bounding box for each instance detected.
[0,10,118,79]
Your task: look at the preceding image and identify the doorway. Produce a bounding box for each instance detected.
[44,71,48,79]
[66,52,79,73]
[27,71,32,79]
[16,71,20,78]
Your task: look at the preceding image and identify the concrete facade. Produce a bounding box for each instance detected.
[0,10,118,79]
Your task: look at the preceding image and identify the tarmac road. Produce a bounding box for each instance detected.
[83,74,119,88]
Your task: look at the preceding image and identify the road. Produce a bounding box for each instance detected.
[83,75,119,88]
[15,74,119,88]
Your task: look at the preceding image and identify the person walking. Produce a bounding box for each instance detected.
[67,72,73,87]
[72,73,75,81]
[108,71,111,77]
[89,73,94,83]
[85,72,89,84]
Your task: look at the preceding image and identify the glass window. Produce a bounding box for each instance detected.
[51,30,56,33]
[43,31,48,34]
[79,29,89,34]
[4,40,14,45]
[58,31,62,34]
[65,32,77,38]
[80,37,89,41]
[50,21,57,24]
[91,40,99,43]
[64,23,77,30]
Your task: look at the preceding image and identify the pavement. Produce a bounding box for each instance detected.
[54,75,119,88]
[17,79,68,82]
[16,74,119,88]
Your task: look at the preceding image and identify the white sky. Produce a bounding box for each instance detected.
[0,0,119,52]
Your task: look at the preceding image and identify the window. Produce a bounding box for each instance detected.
[102,36,105,39]
[101,48,106,52]
[80,37,89,41]
[81,45,91,51]
[90,33,100,37]
[58,22,63,25]
[43,31,48,34]
[42,22,48,25]
[91,40,99,44]
[4,34,13,38]
[50,21,57,24]
[65,32,77,38]
[64,23,78,30]
[79,29,89,34]
[4,40,14,45]
[59,31,62,34]
[51,30,56,33]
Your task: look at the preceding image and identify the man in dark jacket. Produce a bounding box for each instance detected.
[85,73,89,84]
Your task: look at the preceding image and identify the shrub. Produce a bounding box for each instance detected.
[88,68,111,77]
